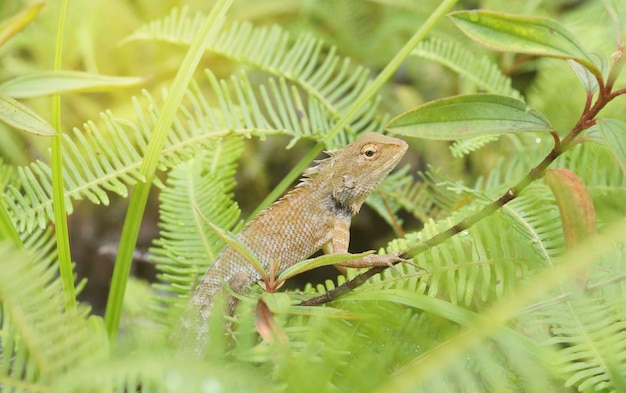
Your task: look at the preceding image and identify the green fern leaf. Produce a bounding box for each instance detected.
[51,352,272,393]
[501,185,565,263]
[534,296,626,392]
[450,134,500,158]
[383,168,466,223]
[327,202,537,307]
[150,137,243,324]
[0,242,107,390]
[4,65,383,232]
[122,7,377,119]
[413,37,523,100]
[556,142,626,209]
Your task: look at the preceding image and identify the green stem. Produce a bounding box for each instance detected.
[51,0,76,311]
[249,0,457,219]
[303,43,624,308]
[325,0,458,141]
[103,0,233,342]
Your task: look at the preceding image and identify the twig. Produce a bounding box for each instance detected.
[300,61,623,308]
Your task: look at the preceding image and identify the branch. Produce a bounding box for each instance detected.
[300,67,622,308]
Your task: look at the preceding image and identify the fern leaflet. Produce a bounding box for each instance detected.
[150,137,243,324]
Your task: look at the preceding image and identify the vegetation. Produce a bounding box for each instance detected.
[1,0,625,392]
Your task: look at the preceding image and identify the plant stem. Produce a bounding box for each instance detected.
[301,62,622,308]
[248,0,457,219]
[324,0,458,142]
[51,0,76,311]
[103,0,232,343]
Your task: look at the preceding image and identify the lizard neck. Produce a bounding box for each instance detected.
[330,193,354,218]
[291,159,355,218]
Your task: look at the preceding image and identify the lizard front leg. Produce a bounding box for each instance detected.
[324,217,406,270]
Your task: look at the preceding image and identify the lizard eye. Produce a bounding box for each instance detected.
[361,143,379,159]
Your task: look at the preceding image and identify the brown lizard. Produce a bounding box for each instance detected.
[176,132,408,350]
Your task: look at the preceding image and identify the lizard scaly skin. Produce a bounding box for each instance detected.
[177,132,408,349]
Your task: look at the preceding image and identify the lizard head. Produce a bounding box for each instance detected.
[330,132,408,215]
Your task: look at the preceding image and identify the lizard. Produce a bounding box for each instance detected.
[175,132,408,351]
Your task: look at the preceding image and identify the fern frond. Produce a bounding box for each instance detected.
[365,165,414,229]
[5,65,383,232]
[413,36,523,100]
[467,133,558,201]
[413,36,524,157]
[450,134,500,158]
[337,203,536,307]
[533,296,626,392]
[51,353,272,393]
[500,185,565,263]
[0,242,107,391]
[149,137,243,324]
[384,168,467,223]
[122,7,376,119]
[556,142,626,201]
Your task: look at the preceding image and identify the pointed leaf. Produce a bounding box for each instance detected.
[568,60,599,95]
[386,94,552,140]
[0,95,56,136]
[277,251,374,282]
[255,298,288,345]
[0,71,146,99]
[449,10,599,74]
[0,2,44,47]
[193,204,267,280]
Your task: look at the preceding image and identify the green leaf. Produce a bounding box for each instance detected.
[0,95,56,136]
[385,94,553,140]
[194,204,267,281]
[0,71,146,99]
[0,241,108,386]
[449,10,599,74]
[591,119,626,176]
[567,59,599,95]
[277,251,374,282]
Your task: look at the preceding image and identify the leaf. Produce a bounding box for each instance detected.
[277,251,374,282]
[449,10,599,74]
[0,95,56,136]
[545,169,596,249]
[545,168,596,288]
[0,71,146,99]
[122,8,382,125]
[0,242,108,387]
[194,203,267,281]
[567,59,599,95]
[255,298,288,345]
[385,94,553,140]
[0,2,44,47]
[592,119,626,176]
[150,140,243,322]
